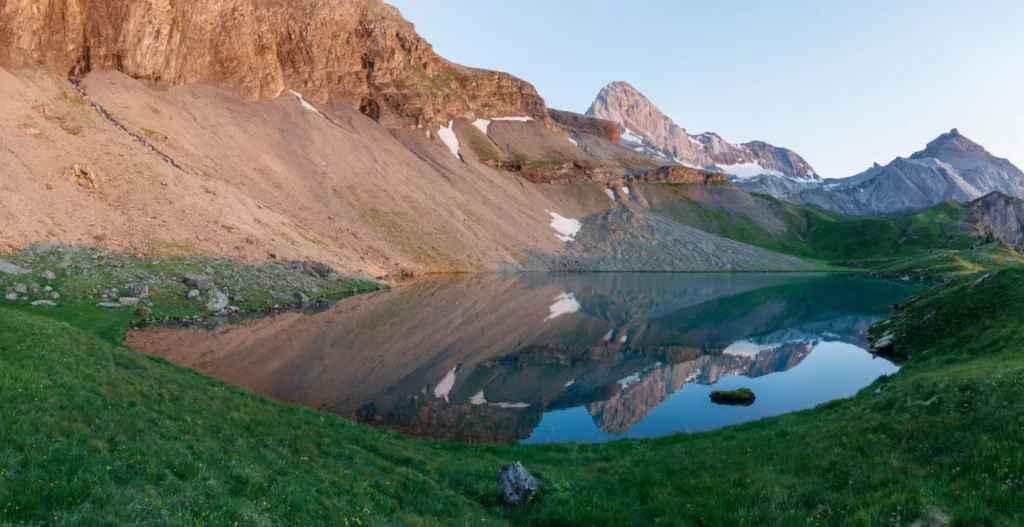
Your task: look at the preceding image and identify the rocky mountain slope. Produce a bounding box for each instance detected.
[0,0,550,130]
[792,129,1024,216]
[0,1,817,276]
[585,81,821,193]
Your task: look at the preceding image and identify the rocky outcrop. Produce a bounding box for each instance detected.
[791,129,1024,216]
[635,166,730,186]
[549,109,621,143]
[0,0,549,129]
[965,192,1024,247]
[585,82,820,184]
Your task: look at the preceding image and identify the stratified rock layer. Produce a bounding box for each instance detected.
[0,0,549,128]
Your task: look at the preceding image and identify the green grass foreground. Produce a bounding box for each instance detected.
[3,265,1024,525]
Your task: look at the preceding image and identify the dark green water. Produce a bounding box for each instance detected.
[132,273,922,443]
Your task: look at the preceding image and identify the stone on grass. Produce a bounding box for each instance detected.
[130,284,150,299]
[0,259,29,276]
[50,292,60,300]
[41,270,56,281]
[31,300,57,307]
[182,275,215,292]
[119,297,140,307]
[204,290,229,312]
[871,330,895,354]
[497,462,541,507]
[135,307,153,317]
[187,289,201,300]
[97,302,123,308]
[294,292,310,305]
[13,284,28,295]
[4,293,18,301]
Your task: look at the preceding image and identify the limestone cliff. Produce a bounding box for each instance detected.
[0,0,549,129]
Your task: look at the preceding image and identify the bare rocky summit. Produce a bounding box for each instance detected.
[585,81,820,185]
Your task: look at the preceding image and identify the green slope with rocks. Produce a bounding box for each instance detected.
[649,185,1024,279]
[2,239,1024,525]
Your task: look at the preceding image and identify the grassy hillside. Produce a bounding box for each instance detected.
[3,261,1024,524]
[652,187,1016,278]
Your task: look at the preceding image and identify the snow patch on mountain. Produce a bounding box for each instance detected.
[547,210,582,242]
[437,121,461,159]
[716,162,784,179]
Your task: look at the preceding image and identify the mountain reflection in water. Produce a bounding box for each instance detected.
[129,273,921,443]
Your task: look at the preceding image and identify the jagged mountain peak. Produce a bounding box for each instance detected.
[585,80,818,186]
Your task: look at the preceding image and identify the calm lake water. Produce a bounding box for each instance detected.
[130,273,920,443]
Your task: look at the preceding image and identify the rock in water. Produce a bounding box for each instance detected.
[709,388,757,406]
[0,259,29,276]
[496,462,541,507]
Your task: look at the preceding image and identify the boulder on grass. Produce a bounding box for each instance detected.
[497,462,541,507]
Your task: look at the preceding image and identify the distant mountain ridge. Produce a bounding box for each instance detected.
[584,82,821,191]
[792,129,1024,216]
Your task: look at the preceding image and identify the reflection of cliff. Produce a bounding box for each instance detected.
[354,396,544,444]
[587,341,814,435]
[129,272,915,442]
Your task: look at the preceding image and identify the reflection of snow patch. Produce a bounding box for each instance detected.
[619,334,628,344]
[569,137,578,146]
[564,379,575,388]
[604,188,616,201]
[490,402,530,409]
[545,292,580,321]
[492,116,534,122]
[622,186,630,195]
[437,121,461,159]
[470,390,487,405]
[617,372,640,389]
[546,210,581,242]
[603,329,614,341]
[723,340,778,356]
[433,366,458,402]
[289,91,325,118]
[472,119,491,134]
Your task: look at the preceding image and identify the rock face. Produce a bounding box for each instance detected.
[0,0,549,129]
[964,192,1024,247]
[585,82,820,185]
[791,129,1024,216]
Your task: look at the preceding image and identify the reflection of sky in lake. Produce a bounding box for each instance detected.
[524,341,898,444]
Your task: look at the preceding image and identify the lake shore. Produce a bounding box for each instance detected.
[2,244,1023,524]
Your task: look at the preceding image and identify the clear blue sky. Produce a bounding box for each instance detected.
[387,0,1023,177]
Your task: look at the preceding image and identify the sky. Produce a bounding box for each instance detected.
[387,0,1024,178]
